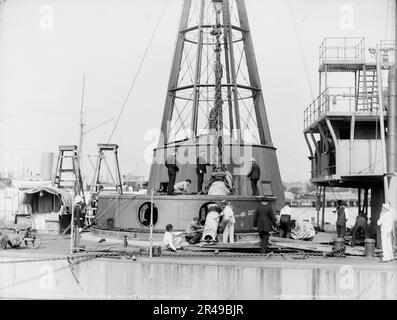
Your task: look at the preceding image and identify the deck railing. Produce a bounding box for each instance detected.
[319,37,365,65]
[303,89,330,129]
[303,86,380,129]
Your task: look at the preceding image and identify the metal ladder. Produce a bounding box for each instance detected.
[53,145,85,198]
[357,68,378,111]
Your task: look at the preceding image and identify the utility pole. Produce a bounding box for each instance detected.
[389,0,397,244]
[149,189,154,258]
[373,46,390,203]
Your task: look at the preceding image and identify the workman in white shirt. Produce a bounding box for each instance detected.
[163,224,183,252]
[174,179,192,194]
[220,200,236,243]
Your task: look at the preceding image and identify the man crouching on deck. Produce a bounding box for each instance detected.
[163,224,183,252]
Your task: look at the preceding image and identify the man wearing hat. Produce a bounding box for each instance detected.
[253,200,277,254]
[335,199,347,238]
[247,158,261,196]
[73,195,85,249]
[73,195,85,231]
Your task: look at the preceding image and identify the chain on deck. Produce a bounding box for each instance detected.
[0,248,329,265]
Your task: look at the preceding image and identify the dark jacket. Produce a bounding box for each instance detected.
[247,162,260,181]
[253,202,277,232]
[74,204,84,228]
[165,155,179,174]
[196,156,210,175]
[336,205,347,226]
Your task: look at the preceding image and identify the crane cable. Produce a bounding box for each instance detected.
[107,0,170,143]
[285,0,315,101]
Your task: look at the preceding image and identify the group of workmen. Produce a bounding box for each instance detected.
[163,200,236,252]
[335,199,395,262]
[163,199,278,254]
[165,149,261,196]
[163,198,395,261]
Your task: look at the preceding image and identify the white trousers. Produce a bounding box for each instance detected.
[166,236,182,251]
[381,230,394,261]
[223,223,235,243]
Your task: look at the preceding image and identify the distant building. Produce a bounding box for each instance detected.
[284,181,308,194]
[284,191,295,202]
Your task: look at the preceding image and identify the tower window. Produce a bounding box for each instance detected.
[261,182,273,196]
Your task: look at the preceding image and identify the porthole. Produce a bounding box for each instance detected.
[138,202,158,227]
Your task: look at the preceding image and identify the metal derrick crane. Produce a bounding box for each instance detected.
[147,0,284,201]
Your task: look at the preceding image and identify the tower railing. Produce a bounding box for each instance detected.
[304,89,330,129]
[303,86,381,129]
[319,37,365,65]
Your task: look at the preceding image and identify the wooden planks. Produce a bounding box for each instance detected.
[269,237,365,256]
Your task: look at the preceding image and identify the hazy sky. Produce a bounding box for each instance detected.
[0,0,392,182]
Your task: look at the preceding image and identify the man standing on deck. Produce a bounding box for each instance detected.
[73,195,85,249]
[335,200,347,238]
[247,158,260,196]
[196,151,210,194]
[165,149,179,195]
[253,200,277,254]
[73,195,85,231]
[377,203,395,262]
[220,200,236,243]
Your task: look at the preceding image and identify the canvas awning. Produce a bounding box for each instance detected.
[21,186,73,215]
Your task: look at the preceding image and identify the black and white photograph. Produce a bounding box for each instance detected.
[0,0,396,303]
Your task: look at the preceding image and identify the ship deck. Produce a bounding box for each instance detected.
[1,233,396,299]
[0,233,395,269]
